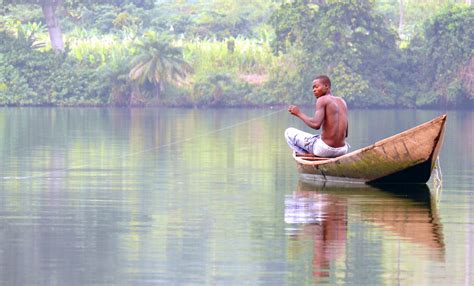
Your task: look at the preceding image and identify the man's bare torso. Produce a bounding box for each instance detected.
[318,95,348,148]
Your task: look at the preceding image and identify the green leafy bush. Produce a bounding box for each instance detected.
[413,5,474,108]
[0,31,109,106]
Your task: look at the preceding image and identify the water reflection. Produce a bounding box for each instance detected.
[285,181,445,282]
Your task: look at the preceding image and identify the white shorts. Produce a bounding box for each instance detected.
[312,136,349,158]
[285,127,349,158]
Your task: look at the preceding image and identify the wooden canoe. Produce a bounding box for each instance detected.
[293,114,447,184]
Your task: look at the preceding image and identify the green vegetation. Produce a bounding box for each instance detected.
[0,0,472,108]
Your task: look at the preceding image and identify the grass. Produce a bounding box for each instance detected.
[182,37,279,79]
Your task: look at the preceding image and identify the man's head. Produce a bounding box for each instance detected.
[312,75,331,98]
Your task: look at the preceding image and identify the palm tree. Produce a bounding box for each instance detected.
[129,32,193,104]
[205,73,232,106]
[102,54,134,106]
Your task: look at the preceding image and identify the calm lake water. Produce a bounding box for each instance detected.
[0,107,472,285]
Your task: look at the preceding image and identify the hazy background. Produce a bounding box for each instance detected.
[0,0,472,108]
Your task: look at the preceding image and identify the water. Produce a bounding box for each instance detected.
[0,107,472,285]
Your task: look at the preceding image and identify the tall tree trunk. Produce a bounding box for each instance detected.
[398,0,405,37]
[41,0,64,51]
[155,81,164,104]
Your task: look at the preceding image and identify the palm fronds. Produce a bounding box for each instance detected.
[129,32,193,95]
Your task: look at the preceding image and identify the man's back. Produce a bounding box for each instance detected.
[320,95,348,148]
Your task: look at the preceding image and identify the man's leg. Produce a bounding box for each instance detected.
[284,128,315,154]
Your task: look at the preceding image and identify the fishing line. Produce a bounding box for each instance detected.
[2,107,287,181]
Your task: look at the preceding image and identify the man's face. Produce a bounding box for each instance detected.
[312,80,328,98]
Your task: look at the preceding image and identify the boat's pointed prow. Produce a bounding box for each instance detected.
[430,114,447,168]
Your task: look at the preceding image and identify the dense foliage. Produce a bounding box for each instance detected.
[0,31,108,105]
[414,6,474,107]
[270,0,405,107]
[0,0,472,108]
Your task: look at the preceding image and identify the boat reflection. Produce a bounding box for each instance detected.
[284,181,445,279]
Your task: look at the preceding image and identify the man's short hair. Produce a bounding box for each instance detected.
[314,75,331,88]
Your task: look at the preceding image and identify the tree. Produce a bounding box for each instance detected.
[270,0,403,107]
[129,32,193,103]
[191,73,233,106]
[391,0,469,39]
[71,0,154,9]
[2,0,65,51]
[399,0,405,36]
[413,5,474,107]
[1,0,155,51]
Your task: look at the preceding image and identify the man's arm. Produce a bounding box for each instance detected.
[288,99,326,130]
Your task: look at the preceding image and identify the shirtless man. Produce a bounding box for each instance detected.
[285,75,349,158]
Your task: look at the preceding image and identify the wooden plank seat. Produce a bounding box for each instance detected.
[295,153,331,161]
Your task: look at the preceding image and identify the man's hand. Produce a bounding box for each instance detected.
[288,105,300,116]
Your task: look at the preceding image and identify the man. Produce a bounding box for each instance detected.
[285,75,349,158]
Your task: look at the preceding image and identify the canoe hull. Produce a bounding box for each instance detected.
[293,114,447,184]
